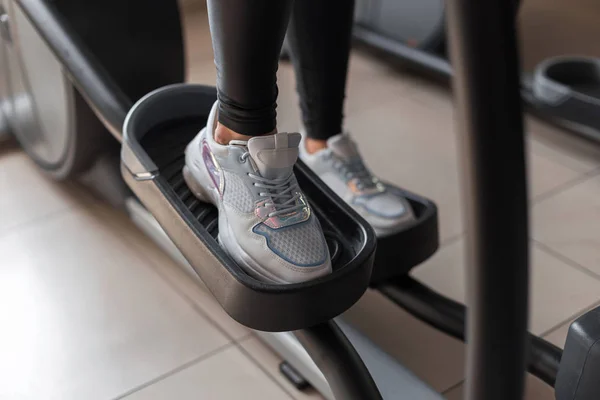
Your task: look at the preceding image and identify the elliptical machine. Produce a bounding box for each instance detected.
[2,0,600,399]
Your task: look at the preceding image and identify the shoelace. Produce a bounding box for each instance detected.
[240,152,305,217]
[329,153,378,191]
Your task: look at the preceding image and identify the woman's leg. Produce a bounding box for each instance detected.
[183,0,332,284]
[207,0,292,143]
[290,1,416,236]
[286,0,356,153]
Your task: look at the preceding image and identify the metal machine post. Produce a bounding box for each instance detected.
[445,0,530,399]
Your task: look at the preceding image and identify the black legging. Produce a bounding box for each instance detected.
[207,0,356,140]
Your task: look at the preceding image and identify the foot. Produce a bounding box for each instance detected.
[184,102,332,284]
[300,133,415,237]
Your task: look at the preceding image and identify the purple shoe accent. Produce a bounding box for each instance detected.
[255,195,311,229]
[201,139,222,195]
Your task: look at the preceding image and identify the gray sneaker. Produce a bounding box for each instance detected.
[183,102,332,284]
[300,133,415,237]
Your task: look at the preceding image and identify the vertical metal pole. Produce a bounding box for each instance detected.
[445,1,530,400]
[294,321,383,400]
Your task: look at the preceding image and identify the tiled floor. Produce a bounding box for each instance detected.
[2,1,600,399]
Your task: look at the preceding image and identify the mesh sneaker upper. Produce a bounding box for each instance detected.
[253,216,328,266]
[222,170,255,213]
[185,103,332,283]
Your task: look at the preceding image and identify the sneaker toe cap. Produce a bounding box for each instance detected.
[354,191,416,234]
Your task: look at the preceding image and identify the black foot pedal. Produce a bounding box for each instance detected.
[530,57,600,135]
[369,188,439,286]
[121,84,376,332]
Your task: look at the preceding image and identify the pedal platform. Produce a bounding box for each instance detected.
[120,84,439,331]
[370,187,438,286]
[121,84,376,332]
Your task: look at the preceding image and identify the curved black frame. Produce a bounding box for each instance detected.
[294,322,383,400]
[379,276,562,387]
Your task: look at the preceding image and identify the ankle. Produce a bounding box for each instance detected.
[214,123,251,145]
[215,123,276,145]
[305,138,328,154]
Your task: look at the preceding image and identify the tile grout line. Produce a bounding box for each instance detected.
[404,88,451,114]
[442,379,465,396]
[0,176,105,242]
[92,204,246,344]
[139,259,254,344]
[111,342,236,400]
[527,131,600,172]
[236,340,301,400]
[119,243,245,344]
[532,165,600,205]
[533,240,600,283]
[0,205,77,241]
[141,263,237,341]
[237,334,255,344]
[440,231,464,247]
[539,297,600,339]
[532,240,600,339]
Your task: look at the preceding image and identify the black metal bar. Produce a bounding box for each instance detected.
[379,277,562,387]
[444,0,530,399]
[521,75,600,144]
[379,277,465,340]
[529,335,563,388]
[15,0,131,138]
[294,321,383,400]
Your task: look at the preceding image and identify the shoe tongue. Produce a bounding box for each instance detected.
[247,132,301,179]
[327,133,359,160]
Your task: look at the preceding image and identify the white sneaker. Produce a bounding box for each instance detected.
[300,133,415,237]
[183,102,332,284]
